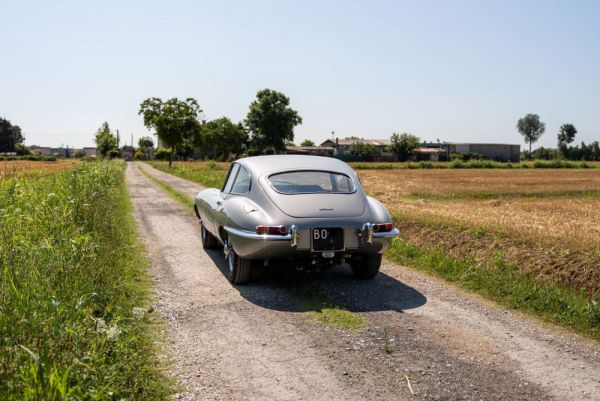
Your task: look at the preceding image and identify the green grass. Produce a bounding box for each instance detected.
[312,308,366,331]
[387,238,600,339]
[138,165,195,210]
[288,282,367,332]
[145,161,227,188]
[0,161,172,400]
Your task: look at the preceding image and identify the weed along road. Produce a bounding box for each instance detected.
[127,162,600,401]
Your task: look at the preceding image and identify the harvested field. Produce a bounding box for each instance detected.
[360,169,600,250]
[358,168,600,298]
[359,169,600,199]
[0,159,79,178]
[383,197,600,250]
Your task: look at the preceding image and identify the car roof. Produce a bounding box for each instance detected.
[235,155,355,176]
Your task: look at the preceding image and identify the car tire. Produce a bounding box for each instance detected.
[351,254,382,279]
[224,240,252,284]
[201,222,219,249]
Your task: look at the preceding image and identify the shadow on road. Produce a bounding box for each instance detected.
[203,247,427,314]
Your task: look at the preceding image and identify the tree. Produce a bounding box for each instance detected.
[94,122,118,158]
[16,144,31,156]
[198,117,248,160]
[300,139,315,147]
[138,97,202,167]
[244,89,302,153]
[517,114,545,160]
[390,132,421,161]
[592,141,600,161]
[0,117,24,153]
[138,136,154,149]
[348,140,375,159]
[74,149,87,158]
[557,123,577,158]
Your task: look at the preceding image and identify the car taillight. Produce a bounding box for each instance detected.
[372,223,393,232]
[256,225,288,235]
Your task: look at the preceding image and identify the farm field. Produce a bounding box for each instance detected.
[0,159,80,178]
[360,169,600,248]
[357,169,600,299]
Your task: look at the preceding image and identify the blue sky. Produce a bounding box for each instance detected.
[1,0,599,148]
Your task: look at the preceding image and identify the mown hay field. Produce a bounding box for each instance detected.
[0,159,80,179]
[359,169,600,249]
[358,168,600,299]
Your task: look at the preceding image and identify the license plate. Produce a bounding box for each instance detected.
[311,227,344,251]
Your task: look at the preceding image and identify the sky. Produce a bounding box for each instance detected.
[1,0,599,149]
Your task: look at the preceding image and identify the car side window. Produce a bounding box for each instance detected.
[222,164,240,193]
[230,166,251,195]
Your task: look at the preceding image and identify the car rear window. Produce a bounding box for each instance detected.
[268,171,355,194]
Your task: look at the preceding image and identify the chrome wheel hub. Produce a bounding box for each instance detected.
[224,240,234,272]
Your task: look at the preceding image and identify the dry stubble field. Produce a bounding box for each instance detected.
[0,159,80,178]
[358,169,600,297]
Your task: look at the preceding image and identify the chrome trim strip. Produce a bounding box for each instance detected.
[224,226,292,241]
[373,228,400,238]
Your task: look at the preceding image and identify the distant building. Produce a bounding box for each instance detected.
[285,145,335,156]
[30,145,97,158]
[450,143,520,162]
[413,147,447,162]
[30,146,51,156]
[319,138,391,156]
[83,147,97,157]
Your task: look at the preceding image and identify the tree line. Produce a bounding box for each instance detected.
[517,113,600,161]
[137,88,301,167]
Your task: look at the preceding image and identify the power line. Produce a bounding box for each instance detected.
[25,133,95,137]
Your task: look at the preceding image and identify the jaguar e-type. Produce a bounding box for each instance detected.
[194,155,399,283]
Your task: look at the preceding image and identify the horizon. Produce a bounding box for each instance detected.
[1,0,599,149]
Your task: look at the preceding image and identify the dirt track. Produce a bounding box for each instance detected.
[127,162,600,401]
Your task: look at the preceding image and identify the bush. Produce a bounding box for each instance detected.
[451,152,485,162]
[532,160,578,169]
[134,150,143,160]
[155,148,172,160]
[74,149,87,158]
[107,149,120,159]
[15,144,32,156]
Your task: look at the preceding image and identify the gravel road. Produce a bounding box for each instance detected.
[128,162,600,401]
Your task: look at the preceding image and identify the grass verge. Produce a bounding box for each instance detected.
[0,161,172,400]
[387,238,600,339]
[138,165,195,210]
[145,161,227,188]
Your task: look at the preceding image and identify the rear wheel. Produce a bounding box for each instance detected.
[201,222,219,249]
[224,239,252,284]
[350,254,382,279]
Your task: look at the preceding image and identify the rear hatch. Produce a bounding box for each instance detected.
[265,192,366,218]
[259,171,366,218]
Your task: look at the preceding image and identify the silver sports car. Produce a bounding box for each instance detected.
[194,155,399,284]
